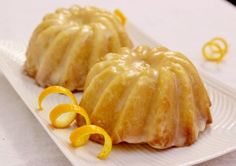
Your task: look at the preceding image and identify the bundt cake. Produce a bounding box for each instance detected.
[24,6,133,91]
[77,45,212,149]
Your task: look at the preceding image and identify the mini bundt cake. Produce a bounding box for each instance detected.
[77,45,212,149]
[24,6,133,91]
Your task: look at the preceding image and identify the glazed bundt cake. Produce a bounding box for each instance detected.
[77,45,212,149]
[24,6,133,91]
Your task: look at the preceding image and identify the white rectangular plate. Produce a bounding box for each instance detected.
[0,23,236,166]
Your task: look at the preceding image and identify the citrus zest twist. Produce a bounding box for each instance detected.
[37,86,112,159]
[70,125,112,159]
[49,103,90,128]
[114,9,126,25]
[38,86,78,110]
[202,37,228,63]
[50,103,91,146]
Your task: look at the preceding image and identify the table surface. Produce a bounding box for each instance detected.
[0,0,236,165]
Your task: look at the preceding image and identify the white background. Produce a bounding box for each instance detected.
[0,0,236,165]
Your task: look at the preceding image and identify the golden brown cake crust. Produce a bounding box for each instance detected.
[77,45,212,149]
[24,6,133,91]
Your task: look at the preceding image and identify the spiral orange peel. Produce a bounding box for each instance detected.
[37,86,112,159]
[202,37,228,63]
[38,86,78,110]
[114,9,126,25]
[49,103,90,128]
[70,125,112,159]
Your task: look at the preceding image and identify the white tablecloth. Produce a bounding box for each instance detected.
[0,0,236,165]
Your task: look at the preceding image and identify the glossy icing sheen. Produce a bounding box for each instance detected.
[78,45,212,149]
[24,6,132,91]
